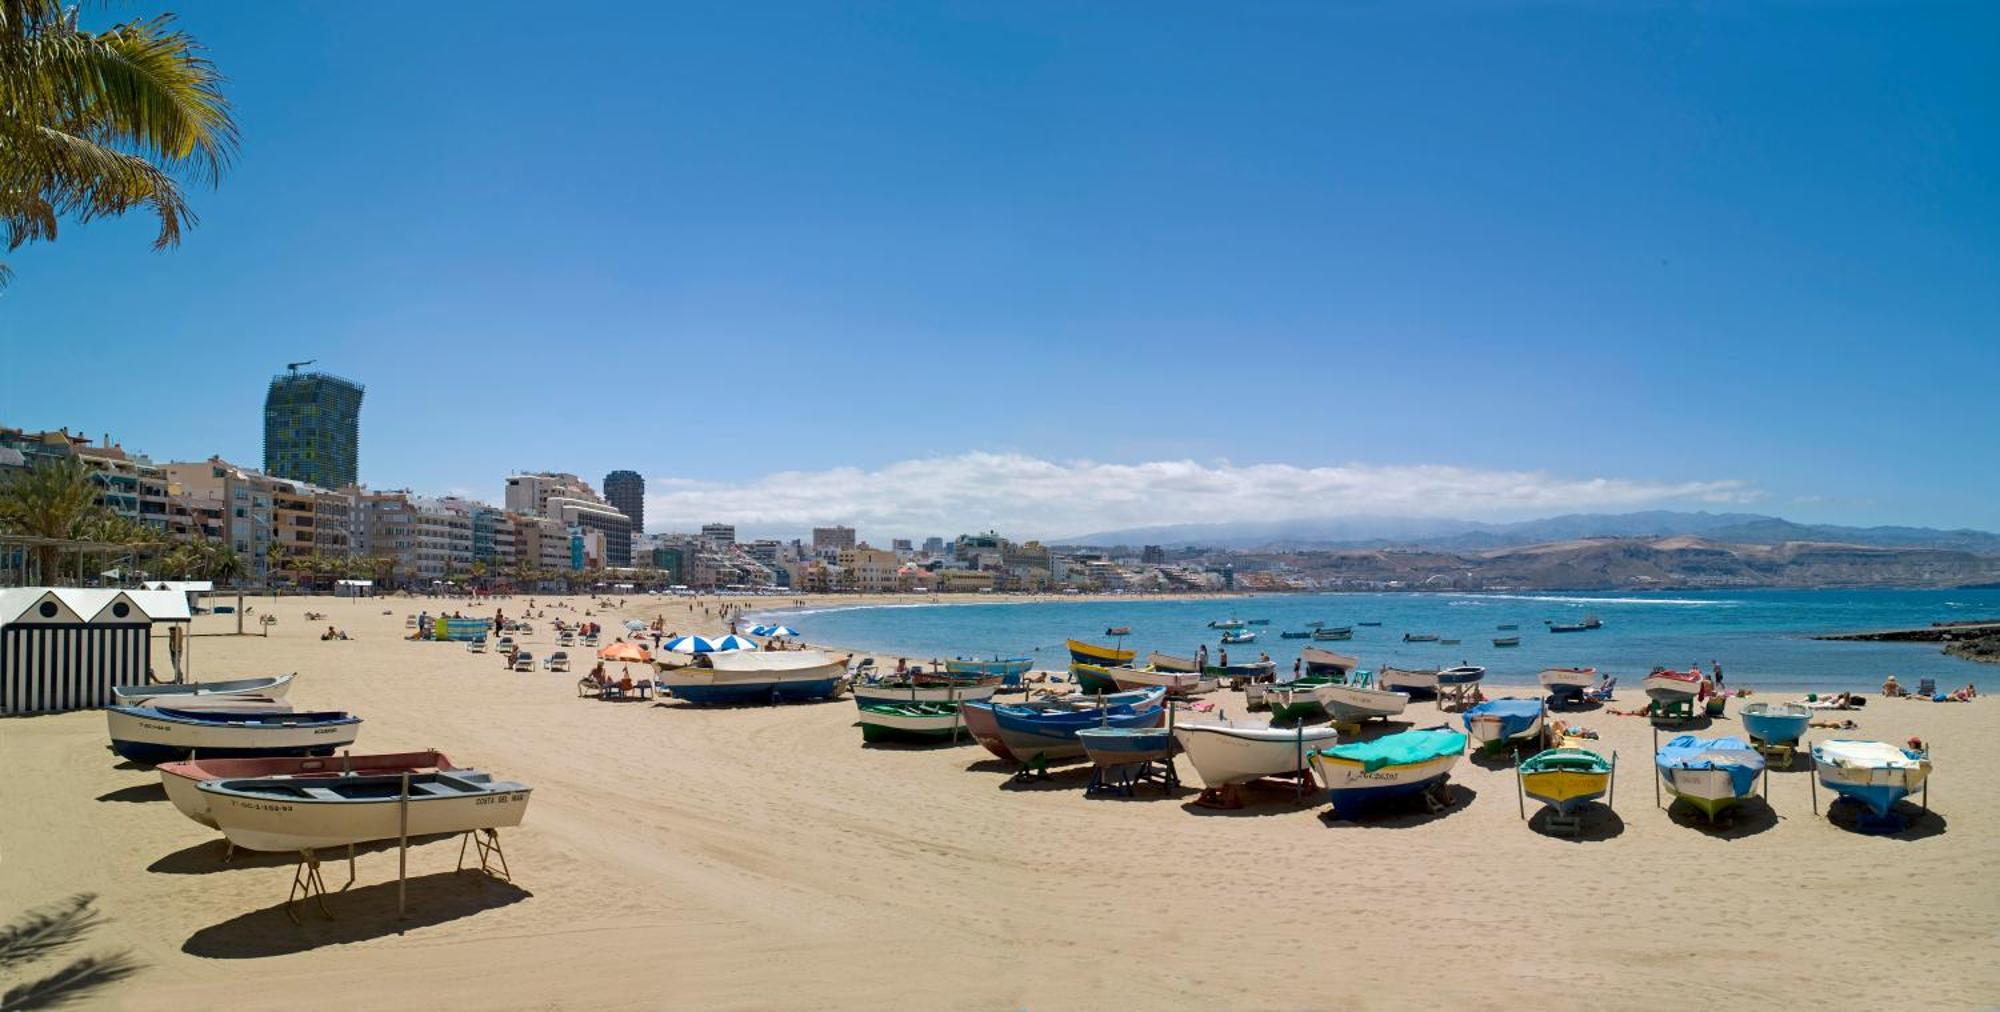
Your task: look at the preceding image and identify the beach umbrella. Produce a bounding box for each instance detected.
[711,634,760,652]
[598,642,652,662]
[623,619,647,631]
[746,623,774,636]
[761,625,798,639]
[664,634,718,654]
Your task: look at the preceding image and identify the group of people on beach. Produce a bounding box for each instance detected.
[1881,673,1978,701]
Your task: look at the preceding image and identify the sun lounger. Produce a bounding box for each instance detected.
[468,638,487,653]
[512,651,536,672]
[545,651,571,673]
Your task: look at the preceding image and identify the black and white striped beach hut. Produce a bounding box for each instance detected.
[0,588,188,716]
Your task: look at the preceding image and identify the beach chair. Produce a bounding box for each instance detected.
[1585,676,1617,702]
[576,673,603,698]
[558,632,576,647]
[1915,677,1937,698]
[581,633,600,648]
[468,637,487,653]
[546,651,571,673]
[512,651,536,672]
[405,615,418,629]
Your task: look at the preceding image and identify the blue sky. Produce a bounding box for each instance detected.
[2,2,1994,538]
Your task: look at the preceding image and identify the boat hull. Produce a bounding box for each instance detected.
[851,681,998,705]
[1642,671,1702,702]
[857,707,967,742]
[944,658,1032,686]
[1812,742,1932,818]
[1467,713,1544,751]
[1659,768,1750,819]
[1067,640,1135,667]
[1312,683,1409,722]
[1310,752,1460,820]
[106,707,360,765]
[1171,724,1340,787]
[1070,663,1124,695]
[1377,667,1439,698]
[202,781,530,852]
[158,751,455,829]
[1106,666,1201,696]
[662,676,841,704]
[1740,704,1811,747]
[112,674,294,705]
[1520,762,1611,816]
[1076,727,1175,765]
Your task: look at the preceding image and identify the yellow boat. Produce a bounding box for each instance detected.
[1517,747,1614,819]
[1066,639,1135,667]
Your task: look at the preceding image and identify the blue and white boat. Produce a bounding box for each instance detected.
[658,649,845,704]
[1740,702,1812,750]
[106,706,361,765]
[944,656,1033,686]
[1376,666,1440,699]
[1309,729,1467,819]
[1461,698,1544,751]
[975,687,1166,763]
[1436,665,1486,688]
[1655,735,1764,821]
[1812,740,1931,821]
[111,673,295,705]
[1076,725,1176,765]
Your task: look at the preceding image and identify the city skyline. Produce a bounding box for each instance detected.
[3,2,1995,533]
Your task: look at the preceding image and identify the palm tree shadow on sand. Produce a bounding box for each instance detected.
[1,893,143,1009]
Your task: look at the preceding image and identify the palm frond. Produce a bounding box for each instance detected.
[0,894,100,972]
[1,951,143,1009]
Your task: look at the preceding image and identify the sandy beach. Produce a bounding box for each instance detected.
[4,592,1996,1010]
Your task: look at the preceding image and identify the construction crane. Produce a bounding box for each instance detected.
[285,359,317,374]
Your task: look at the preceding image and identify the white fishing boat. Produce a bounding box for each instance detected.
[111,673,295,705]
[1461,698,1545,751]
[1311,682,1409,722]
[1171,722,1341,787]
[658,649,846,704]
[106,706,361,765]
[1812,740,1932,821]
[1106,664,1203,696]
[1377,666,1441,697]
[200,769,532,852]
[1300,648,1359,674]
[1146,651,1200,673]
[1642,668,1703,703]
[1537,667,1599,693]
[158,750,458,829]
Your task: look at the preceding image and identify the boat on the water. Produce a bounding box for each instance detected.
[1068,639,1136,668]
[1312,679,1409,723]
[943,656,1033,686]
[658,649,845,704]
[1207,619,1246,630]
[1304,621,1325,629]
[1356,621,1383,627]
[1377,666,1441,698]
[112,673,295,705]
[851,676,1000,706]
[1496,623,1519,631]
[1301,648,1359,676]
[1402,632,1440,643]
[1312,627,1353,641]
[1545,615,1603,634]
[1173,722,1341,788]
[1219,630,1257,644]
[1246,619,1270,626]
[857,702,969,743]
[1492,636,1520,647]
[107,706,362,765]
[1655,735,1764,820]
[1641,667,1703,703]
[200,769,531,852]
[159,750,456,830]
[1279,631,1312,640]
[1310,729,1467,819]
[970,687,1167,764]
[1103,626,1132,637]
[1812,740,1931,822]
[1518,747,1613,820]
[1461,698,1544,751]
[1740,702,1812,750]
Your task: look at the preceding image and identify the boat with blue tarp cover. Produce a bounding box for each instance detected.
[1462,698,1545,751]
[1812,740,1931,823]
[1655,735,1764,820]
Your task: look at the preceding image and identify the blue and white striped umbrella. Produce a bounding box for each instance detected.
[664,634,718,654]
[746,624,774,636]
[760,625,798,639]
[711,634,760,652]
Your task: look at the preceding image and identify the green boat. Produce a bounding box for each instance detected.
[1070,662,1124,695]
[1266,674,1346,723]
[857,702,968,743]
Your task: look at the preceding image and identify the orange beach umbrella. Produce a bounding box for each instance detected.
[597,642,652,662]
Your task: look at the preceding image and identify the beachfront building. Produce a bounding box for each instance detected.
[408,497,473,582]
[509,513,573,575]
[934,569,996,593]
[507,472,632,567]
[505,472,599,517]
[700,523,736,547]
[440,497,515,571]
[836,546,900,593]
[604,470,644,531]
[1,427,173,533]
[263,368,364,489]
[164,458,278,583]
[813,525,856,560]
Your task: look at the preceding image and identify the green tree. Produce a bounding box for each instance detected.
[0,0,237,286]
[0,456,101,582]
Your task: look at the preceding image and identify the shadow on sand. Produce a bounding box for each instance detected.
[1822,798,1948,840]
[97,782,167,804]
[182,871,531,958]
[148,834,462,876]
[1319,783,1480,829]
[1525,804,1627,842]
[1662,797,1779,839]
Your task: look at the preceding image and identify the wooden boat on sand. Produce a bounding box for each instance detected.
[159,750,457,830]
[112,673,295,705]
[200,769,531,852]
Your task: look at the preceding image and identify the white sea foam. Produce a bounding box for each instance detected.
[1440,593,1741,607]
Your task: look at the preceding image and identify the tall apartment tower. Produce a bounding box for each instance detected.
[263,367,363,488]
[603,469,645,532]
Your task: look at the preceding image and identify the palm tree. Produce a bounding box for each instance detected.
[0,0,237,286]
[203,544,242,585]
[0,455,100,582]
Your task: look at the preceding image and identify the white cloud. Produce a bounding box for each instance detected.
[643,452,1756,540]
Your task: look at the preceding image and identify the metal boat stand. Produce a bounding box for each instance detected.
[1009,754,1051,784]
[1086,757,1179,797]
[457,829,511,883]
[285,844,355,923]
[1648,699,1693,726]
[1420,777,1456,814]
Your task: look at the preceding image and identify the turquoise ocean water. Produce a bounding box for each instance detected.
[755,588,2000,692]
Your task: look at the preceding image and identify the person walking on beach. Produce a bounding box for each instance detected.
[1712,660,1724,690]
[1197,644,1208,670]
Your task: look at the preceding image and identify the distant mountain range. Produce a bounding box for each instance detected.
[1061,511,2000,556]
